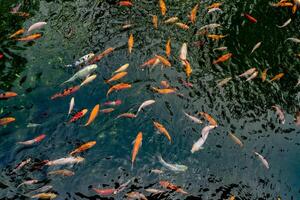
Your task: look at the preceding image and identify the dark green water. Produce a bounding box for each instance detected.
[0,0,300,199]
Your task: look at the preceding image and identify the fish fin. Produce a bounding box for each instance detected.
[131,139,136,145]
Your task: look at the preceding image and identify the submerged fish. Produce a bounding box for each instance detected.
[217,77,232,87]
[46,156,84,166]
[0,117,15,126]
[228,132,243,147]
[17,179,38,188]
[126,192,148,200]
[158,155,188,172]
[246,71,258,81]
[48,169,75,176]
[152,15,158,29]
[128,34,134,54]
[136,100,155,116]
[183,111,202,124]
[152,87,176,94]
[90,47,115,64]
[51,85,80,100]
[27,22,47,33]
[68,109,88,123]
[80,74,97,86]
[69,141,96,155]
[159,0,167,16]
[182,60,192,78]
[140,57,160,68]
[198,112,218,126]
[270,73,284,81]
[239,68,257,77]
[164,17,179,24]
[9,28,25,38]
[107,83,132,97]
[180,43,188,61]
[68,97,75,116]
[103,100,122,106]
[13,158,31,172]
[213,53,232,64]
[116,113,136,119]
[272,105,285,124]
[213,46,228,52]
[113,63,129,74]
[150,169,164,174]
[0,91,18,99]
[132,132,143,168]
[285,37,300,43]
[242,13,257,23]
[145,188,165,194]
[75,53,95,67]
[250,41,262,54]
[16,33,42,41]
[207,2,222,9]
[84,104,99,126]
[191,125,215,153]
[165,38,171,57]
[18,134,46,145]
[198,23,221,31]
[277,18,291,28]
[106,72,127,83]
[159,181,188,195]
[207,7,223,14]
[254,151,270,169]
[31,193,57,199]
[189,4,199,24]
[155,55,171,67]
[208,34,227,40]
[175,22,189,30]
[100,108,115,113]
[153,121,172,142]
[261,69,268,82]
[61,64,97,85]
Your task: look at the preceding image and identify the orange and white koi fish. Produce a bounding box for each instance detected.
[107,83,132,97]
[128,34,134,54]
[46,156,84,166]
[18,134,46,145]
[17,179,39,188]
[208,34,227,40]
[48,169,75,176]
[106,72,128,83]
[80,74,97,87]
[182,59,192,78]
[155,55,171,67]
[175,22,189,30]
[84,104,99,126]
[151,87,176,94]
[13,158,31,172]
[132,132,142,168]
[153,121,171,142]
[69,109,88,123]
[164,17,179,24]
[70,141,96,155]
[16,33,42,41]
[207,2,222,9]
[159,181,188,195]
[190,4,199,24]
[228,132,243,148]
[152,15,158,29]
[0,92,18,99]
[141,57,160,68]
[272,105,285,124]
[239,68,256,78]
[159,0,167,16]
[117,113,136,119]
[213,53,232,65]
[0,117,15,126]
[9,28,25,38]
[246,71,258,81]
[103,100,122,106]
[89,47,115,64]
[198,112,218,126]
[270,73,284,81]
[165,38,171,57]
[100,108,115,113]
[113,63,129,74]
[145,188,165,194]
[51,85,80,100]
[31,193,57,199]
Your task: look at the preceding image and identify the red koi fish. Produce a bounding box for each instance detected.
[68,109,88,123]
[93,188,117,196]
[242,13,257,23]
[51,85,80,100]
[0,53,3,60]
[18,134,46,145]
[118,1,133,7]
[103,100,122,106]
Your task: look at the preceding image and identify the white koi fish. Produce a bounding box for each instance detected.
[46,156,84,166]
[136,100,155,116]
[254,151,269,169]
[158,155,188,172]
[62,64,97,85]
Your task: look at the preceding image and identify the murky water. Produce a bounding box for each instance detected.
[0,0,300,199]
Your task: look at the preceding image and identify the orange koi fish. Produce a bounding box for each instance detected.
[190,4,199,24]
[18,134,46,145]
[106,72,127,83]
[153,121,172,142]
[198,112,218,127]
[0,117,15,126]
[116,113,136,119]
[270,73,284,81]
[90,47,115,64]
[208,34,227,40]
[261,69,268,82]
[242,13,257,23]
[175,22,189,30]
[159,0,167,16]
[182,60,192,78]
[207,2,222,9]
[9,28,25,38]
[107,83,131,97]
[141,57,160,68]
[151,87,176,94]
[213,53,232,64]
[128,34,134,54]
[152,15,158,29]
[118,1,133,6]
[70,141,96,155]
[165,38,171,57]
[155,55,171,67]
[16,33,42,41]
[84,104,99,126]
[132,132,142,168]
[51,85,80,100]
[159,181,188,195]
[0,92,18,99]
[69,109,88,123]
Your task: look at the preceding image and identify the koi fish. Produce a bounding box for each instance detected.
[0,117,15,126]
[207,34,227,40]
[113,63,129,74]
[128,34,134,54]
[31,193,57,199]
[150,169,164,174]
[155,55,171,67]
[175,22,189,30]
[277,18,291,28]
[17,179,38,188]
[118,1,133,6]
[100,108,115,113]
[51,85,80,100]
[229,195,236,200]
[250,41,262,54]
[16,33,42,41]
[68,97,75,116]
[84,104,99,126]
[261,69,268,82]
[145,188,165,194]
[183,111,202,124]
[106,72,127,83]
[13,158,31,172]
[160,80,170,88]
[116,113,136,119]
[285,37,300,43]
[70,141,96,155]
[14,12,30,17]
[239,68,256,77]
[122,24,134,29]
[246,71,258,81]
[207,2,222,9]
[217,77,232,87]
[18,134,46,145]
[164,17,179,24]
[207,8,223,14]
[159,181,188,195]
[182,59,192,78]
[136,100,155,116]
[165,38,171,57]
[198,23,221,31]
[153,121,171,142]
[213,46,227,52]
[132,132,143,168]
[152,15,158,29]
[270,73,284,81]
[75,53,95,67]
[68,109,88,123]
[228,132,243,148]
[198,112,218,126]
[61,64,97,84]
[190,4,199,24]
[159,0,167,16]
[107,83,132,97]
[180,43,188,62]
[31,185,53,194]
[254,151,269,169]
[80,74,97,87]
[272,105,285,124]
[10,4,21,14]
[0,92,18,99]
[141,57,160,68]
[48,169,75,176]
[0,53,3,59]
[89,47,115,64]
[27,22,47,32]
[27,123,41,128]
[9,28,25,38]
[158,155,187,172]
[46,156,84,166]
[151,87,176,94]
[191,125,215,153]
[242,13,257,23]
[126,192,147,200]
[213,53,232,65]
[93,188,118,196]
[103,100,122,106]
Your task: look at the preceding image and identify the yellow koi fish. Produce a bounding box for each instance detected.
[106,72,128,83]
[128,34,134,54]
